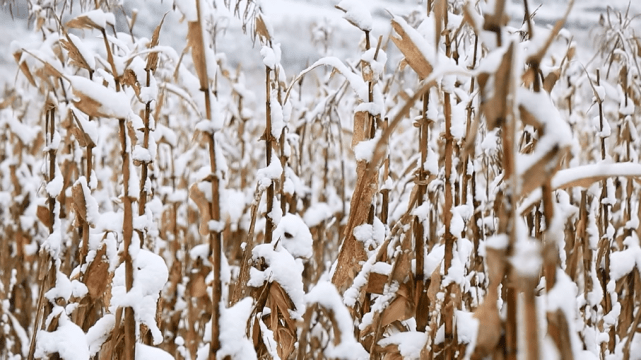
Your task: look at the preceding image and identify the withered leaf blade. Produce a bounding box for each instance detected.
[351,110,368,150]
[84,245,111,300]
[70,110,96,148]
[254,14,271,43]
[37,205,52,228]
[72,181,88,222]
[13,49,37,87]
[65,9,115,30]
[480,42,514,130]
[60,34,93,71]
[525,0,575,67]
[187,21,209,91]
[66,15,104,30]
[189,182,212,236]
[390,17,433,80]
[146,12,168,72]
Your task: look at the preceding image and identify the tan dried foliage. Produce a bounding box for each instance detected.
[478,42,514,130]
[146,13,168,72]
[471,247,506,359]
[36,205,51,229]
[13,49,37,87]
[84,245,111,301]
[187,20,209,90]
[390,19,433,80]
[60,35,93,71]
[189,182,212,236]
[69,110,96,148]
[66,14,106,30]
[254,14,271,43]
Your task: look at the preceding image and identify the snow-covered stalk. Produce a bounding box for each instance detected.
[264,66,276,245]
[122,124,137,360]
[332,2,379,293]
[192,0,223,354]
[28,105,59,360]
[499,42,519,360]
[595,69,616,354]
[442,21,457,360]
[414,93,430,331]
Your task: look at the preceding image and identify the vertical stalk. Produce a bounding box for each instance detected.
[119,117,136,360]
[28,106,58,360]
[443,30,456,360]
[596,69,615,353]
[265,66,275,244]
[415,93,429,331]
[138,68,153,248]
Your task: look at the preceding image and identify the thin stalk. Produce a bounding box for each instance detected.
[138,68,153,248]
[443,30,456,360]
[415,93,429,331]
[265,67,275,244]
[119,117,136,360]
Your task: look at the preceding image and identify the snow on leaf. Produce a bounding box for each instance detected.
[70,76,132,119]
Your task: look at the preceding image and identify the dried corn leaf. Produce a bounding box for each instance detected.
[254,14,271,43]
[66,9,115,30]
[37,205,52,229]
[72,181,88,222]
[525,0,574,67]
[479,42,514,130]
[352,110,368,149]
[13,49,36,87]
[390,17,433,79]
[366,272,388,294]
[543,69,560,93]
[0,94,15,110]
[332,161,378,293]
[60,33,94,71]
[189,182,212,236]
[471,247,505,359]
[84,245,111,300]
[519,144,565,196]
[120,69,141,98]
[187,21,209,90]
[146,13,168,72]
[70,110,96,148]
[22,49,64,80]
[334,3,372,32]
[188,267,208,298]
[482,0,508,34]
[70,76,131,119]
[471,299,501,359]
[380,294,413,327]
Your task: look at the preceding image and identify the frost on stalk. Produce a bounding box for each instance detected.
[35,313,89,360]
[296,57,368,101]
[110,249,169,345]
[306,282,369,359]
[378,331,428,360]
[86,314,115,356]
[217,298,257,359]
[248,241,305,359]
[335,0,373,32]
[136,343,175,360]
[273,213,313,259]
[256,153,283,190]
[248,243,305,319]
[260,44,281,70]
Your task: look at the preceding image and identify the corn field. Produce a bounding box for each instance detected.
[2,0,641,359]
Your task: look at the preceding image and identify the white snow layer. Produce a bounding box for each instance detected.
[307,282,369,359]
[273,213,313,259]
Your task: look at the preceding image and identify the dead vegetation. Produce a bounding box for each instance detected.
[2,0,641,359]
